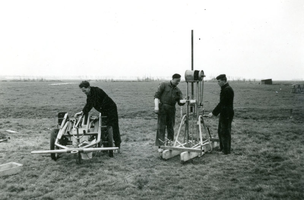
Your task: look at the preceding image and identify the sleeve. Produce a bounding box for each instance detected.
[212,88,232,116]
[178,89,183,100]
[176,89,185,106]
[154,83,165,99]
[82,98,93,115]
[212,102,221,116]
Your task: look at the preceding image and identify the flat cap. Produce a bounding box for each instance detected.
[172,73,181,79]
[216,74,226,80]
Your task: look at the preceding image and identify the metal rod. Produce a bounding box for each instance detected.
[191,30,194,71]
[191,30,194,106]
[161,146,203,153]
[60,113,69,129]
[174,114,187,146]
[0,139,8,143]
[198,115,204,144]
[31,147,118,154]
[184,82,189,143]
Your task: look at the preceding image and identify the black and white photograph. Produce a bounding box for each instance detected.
[0,0,303,199]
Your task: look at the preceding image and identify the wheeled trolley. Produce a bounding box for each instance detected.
[31,112,118,163]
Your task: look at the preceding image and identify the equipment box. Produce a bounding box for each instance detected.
[0,162,23,177]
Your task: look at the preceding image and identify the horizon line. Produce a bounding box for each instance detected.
[0,75,303,82]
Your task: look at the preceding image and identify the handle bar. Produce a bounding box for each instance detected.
[73,114,84,128]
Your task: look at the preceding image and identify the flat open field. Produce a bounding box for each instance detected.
[0,80,303,200]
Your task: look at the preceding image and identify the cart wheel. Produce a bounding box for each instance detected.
[50,129,59,161]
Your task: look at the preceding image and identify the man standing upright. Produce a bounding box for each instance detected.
[154,74,185,152]
[208,74,234,155]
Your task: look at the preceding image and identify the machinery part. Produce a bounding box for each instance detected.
[50,129,59,161]
[57,112,68,126]
[184,70,205,82]
[32,112,119,163]
[0,138,9,143]
[159,67,215,163]
[31,147,119,154]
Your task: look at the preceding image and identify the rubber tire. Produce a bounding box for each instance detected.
[50,129,59,161]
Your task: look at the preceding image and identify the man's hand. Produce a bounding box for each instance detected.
[179,99,186,104]
[74,111,83,118]
[208,112,213,118]
[177,99,186,106]
[154,98,160,114]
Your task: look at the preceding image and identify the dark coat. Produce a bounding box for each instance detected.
[82,86,116,115]
[82,86,121,146]
[212,83,234,120]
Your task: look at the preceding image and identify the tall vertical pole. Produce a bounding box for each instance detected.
[191,30,194,71]
[185,82,189,143]
[191,30,194,113]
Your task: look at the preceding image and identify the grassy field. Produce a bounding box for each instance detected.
[0,80,303,200]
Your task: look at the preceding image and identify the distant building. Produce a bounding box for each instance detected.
[261,79,272,85]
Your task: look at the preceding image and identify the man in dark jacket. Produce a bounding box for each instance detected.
[154,73,186,152]
[76,81,121,157]
[208,74,234,155]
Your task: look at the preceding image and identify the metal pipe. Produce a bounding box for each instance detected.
[198,80,201,106]
[60,113,69,129]
[56,143,68,149]
[191,30,194,110]
[200,77,204,106]
[97,113,102,144]
[174,114,187,146]
[31,147,118,154]
[0,138,8,143]
[184,82,189,143]
[196,81,199,116]
[161,146,203,153]
[55,121,71,147]
[74,115,83,129]
[191,30,194,71]
[80,114,103,148]
[84,113,91,132]
[198,115,203,144]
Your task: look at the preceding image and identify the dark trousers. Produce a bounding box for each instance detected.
[155,104,176,146]
[218,116,233,154]
[103,104,121,148]
[110,121,121,148]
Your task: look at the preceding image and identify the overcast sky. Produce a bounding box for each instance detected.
[0,0,303,80]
